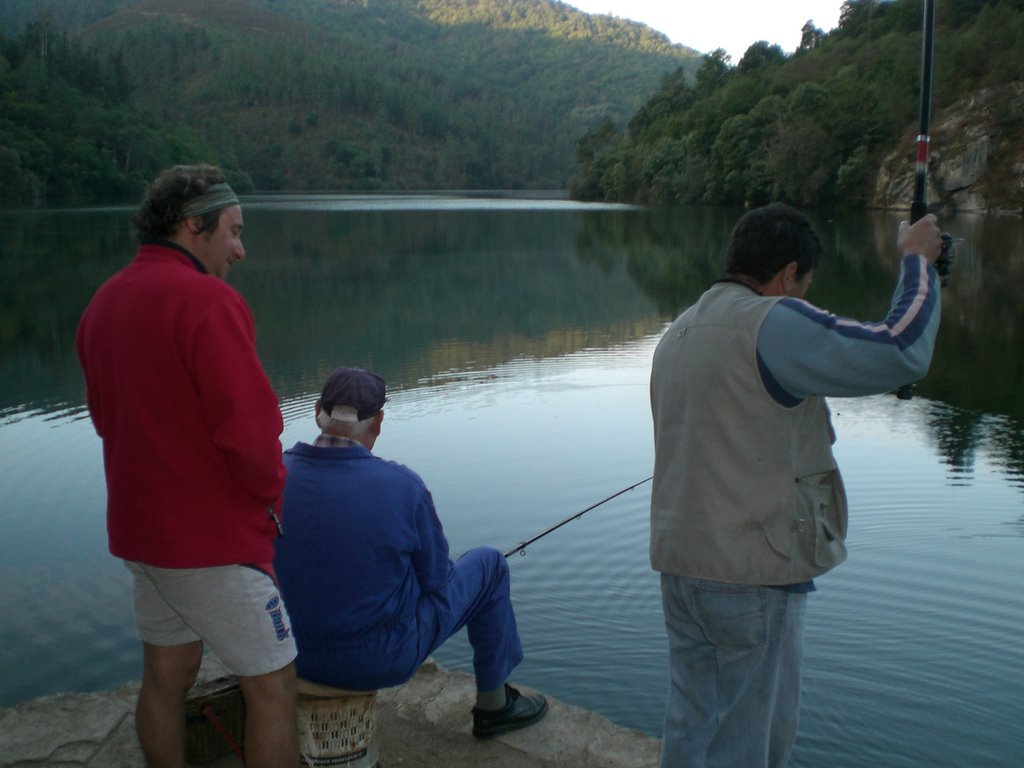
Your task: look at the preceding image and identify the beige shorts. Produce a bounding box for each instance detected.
[125,561,297,677]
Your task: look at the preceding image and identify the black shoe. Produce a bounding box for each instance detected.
[472,684,548,739]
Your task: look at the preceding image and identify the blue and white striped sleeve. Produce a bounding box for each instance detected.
[757,254,941,405]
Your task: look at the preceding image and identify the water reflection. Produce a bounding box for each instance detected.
[2,199,1024,497]
[2,198,1024,497]
[576,206,1024,496]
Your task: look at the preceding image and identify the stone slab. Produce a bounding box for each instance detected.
[0,656,661,768]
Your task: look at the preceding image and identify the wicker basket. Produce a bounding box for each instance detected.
[297,684,379,768]
[184,675,246,763]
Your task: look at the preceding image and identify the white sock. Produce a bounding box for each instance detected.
[475,685,507,711]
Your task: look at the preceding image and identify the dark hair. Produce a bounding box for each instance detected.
[132,164,227,241]
[724,203,822,284]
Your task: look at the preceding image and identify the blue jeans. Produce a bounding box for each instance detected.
[659,574,807,768]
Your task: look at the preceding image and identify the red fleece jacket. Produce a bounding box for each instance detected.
[76,242,286,567]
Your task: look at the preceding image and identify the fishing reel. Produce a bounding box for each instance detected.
[934,231,957,288]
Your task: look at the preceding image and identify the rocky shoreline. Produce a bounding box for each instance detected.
[874,82,1024,216]
[0,655,661,768]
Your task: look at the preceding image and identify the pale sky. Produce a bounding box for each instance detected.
[564,1,847,61]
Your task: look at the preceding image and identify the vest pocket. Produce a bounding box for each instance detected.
[795,470,848,570]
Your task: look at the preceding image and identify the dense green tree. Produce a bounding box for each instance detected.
[705,94,783,206]
[0,18,221,202]
[798,21,825,52]
[736,41,786,74]
[569,0,1024,210]
[5,0,1021,205]
[0,0,700,197]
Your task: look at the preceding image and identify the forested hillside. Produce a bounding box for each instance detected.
[0,19,227,201]
[571,0,1024,212]
[0,0,700,201]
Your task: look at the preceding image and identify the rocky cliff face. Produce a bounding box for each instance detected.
[873,82,1024,215]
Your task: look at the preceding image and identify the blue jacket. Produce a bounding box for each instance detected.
[274,441,452,688]
[757,254,940,404]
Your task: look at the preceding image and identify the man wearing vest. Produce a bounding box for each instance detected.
[649,203,944,767]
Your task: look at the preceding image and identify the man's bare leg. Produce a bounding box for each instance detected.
[237,661,300,768]
[136,640,203,768]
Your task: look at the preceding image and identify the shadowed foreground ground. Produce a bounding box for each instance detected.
[0,656,661,767]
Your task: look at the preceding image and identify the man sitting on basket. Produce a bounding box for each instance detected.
[274,366,547,740]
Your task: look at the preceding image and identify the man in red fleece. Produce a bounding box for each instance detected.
[76,165,298,768]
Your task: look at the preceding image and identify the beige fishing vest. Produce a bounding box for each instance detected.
[650,282,848,585]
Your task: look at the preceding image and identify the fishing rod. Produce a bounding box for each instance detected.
[897,0,955,401]
[504,476,652,558]
[910,0,938,230]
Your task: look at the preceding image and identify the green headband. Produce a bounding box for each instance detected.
[180,183,239,219]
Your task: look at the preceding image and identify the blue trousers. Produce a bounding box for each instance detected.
[416,547,523,691]
[299,546,523,691]
[659,574,807,768]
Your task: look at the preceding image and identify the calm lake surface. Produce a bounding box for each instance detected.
[1,194,1022,766]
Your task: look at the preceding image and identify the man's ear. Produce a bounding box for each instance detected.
[315,407,332,432]
[781,260,800,291]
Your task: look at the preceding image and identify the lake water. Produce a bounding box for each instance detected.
[1,194,1022,766]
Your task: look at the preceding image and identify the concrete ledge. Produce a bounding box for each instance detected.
[0,656,661,767]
